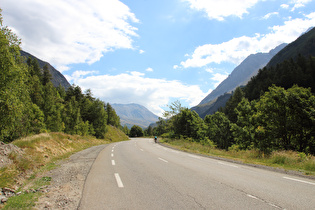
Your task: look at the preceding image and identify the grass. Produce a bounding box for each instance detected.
[0,126,129,209]
[160,138,315,176]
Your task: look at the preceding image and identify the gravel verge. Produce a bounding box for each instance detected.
[35,144,108,209]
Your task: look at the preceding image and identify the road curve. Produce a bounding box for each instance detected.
[79,138,315,209]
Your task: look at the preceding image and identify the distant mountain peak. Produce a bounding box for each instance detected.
[112,103,159,129]
[198,43,287,106]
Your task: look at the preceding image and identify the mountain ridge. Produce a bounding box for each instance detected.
[20,50,71,90]
[192,43,287,118]
[111,103,159,129]
[198,43,287,106]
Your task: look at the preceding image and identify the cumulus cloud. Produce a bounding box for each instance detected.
[290,0,312,11]
[1,0,139,71]
[281,4,290,9]
[67,71,208,116]
[182,0,259,21]
[263,12,279,20]
[146,67,154,72]
[180,13,315,68]
[211,73,229,88]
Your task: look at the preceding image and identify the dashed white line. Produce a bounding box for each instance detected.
[247,194,281,209]
[218,161,239,168]
[158,157,168,163]
[114,173,124,188]
[247,194,259,200]
[111,153,114,157]
[283,176,315,186]
[112,160,116,165]
[140,149,144,151]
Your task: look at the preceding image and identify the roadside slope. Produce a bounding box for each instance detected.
[0,126,128,209]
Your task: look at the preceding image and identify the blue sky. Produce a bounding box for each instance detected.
[1,0,315,116]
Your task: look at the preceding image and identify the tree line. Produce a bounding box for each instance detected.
[0,11,120,142]
[151,56,315,155]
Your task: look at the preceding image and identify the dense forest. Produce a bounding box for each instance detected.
[0,11,120,142]
[151,57,315,155]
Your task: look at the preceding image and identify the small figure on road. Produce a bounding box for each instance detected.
[154,136,157,143]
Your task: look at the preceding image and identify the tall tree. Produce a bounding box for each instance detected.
[0,10,31,141]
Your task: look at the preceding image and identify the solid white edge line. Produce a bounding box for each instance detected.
[158,157,168,163]
[218,161,239,168]
[283,176,315,186]
[188,154,201,159]
[114,173,124,188]
[112,160,115,165]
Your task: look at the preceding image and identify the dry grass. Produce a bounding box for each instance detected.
[161,139,315,176]
[0,126,128,189]
[0,126,128,209]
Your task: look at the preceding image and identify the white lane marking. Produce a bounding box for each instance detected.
[188,154,201,159]
[112,149,114,152]
[218,161,239,168]
[112,160,116,165]
[111,153,114,157]
[247,194,281,209]
[247,194,259,200]
[140,149,144,151]
[158,158,168,163]
[283,176,315,186]
[114,173,124,188]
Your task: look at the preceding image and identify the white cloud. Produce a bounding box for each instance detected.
[173,65,179,69]
[205,68,214,73]
[290,0,312,11]
[139,50,145,54]
[146,67,154,72]
[211,73,229,88]
[182,0,260,21]
[180,13,315,68]
[67,71,208,116]
[1,0,139,72]
[263,12,279,19]
[281,4,290,9]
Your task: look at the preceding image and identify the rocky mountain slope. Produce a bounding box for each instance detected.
[198,43,287,106]
[20,50,71,90]
[191,43,287,118]
[111,103,159,129]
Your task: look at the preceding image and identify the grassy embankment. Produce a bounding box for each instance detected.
[0,126,129,209]
[160,138,315,176]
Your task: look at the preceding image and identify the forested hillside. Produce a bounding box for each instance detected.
[152,42,315,155]
[20,50,71,90]
[0,12,120,142]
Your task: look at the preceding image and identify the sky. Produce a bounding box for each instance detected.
[1,0,315,116]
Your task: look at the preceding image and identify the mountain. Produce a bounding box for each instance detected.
[191,93,232,118]
[20,50,71,90]
[111,103,159,129]
[266,27,315,68]
[245,27,315,100]
[198,43,287,106]
[192,43,287,118]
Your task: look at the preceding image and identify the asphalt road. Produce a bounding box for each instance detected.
[79,138,315,209]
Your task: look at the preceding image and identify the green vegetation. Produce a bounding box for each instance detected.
[0,10,121,143]
[129,125,144,137]
[161,138,315,175]
[0,126,128,209]
[151,54,315,175]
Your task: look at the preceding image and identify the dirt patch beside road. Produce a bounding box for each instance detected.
[35,144,108,209]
